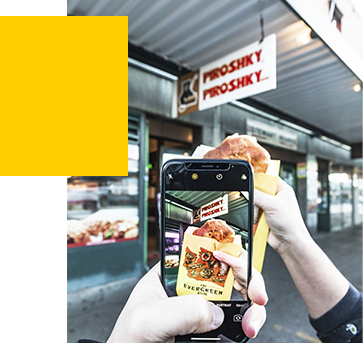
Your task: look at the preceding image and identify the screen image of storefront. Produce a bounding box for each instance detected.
[164,190,249,299]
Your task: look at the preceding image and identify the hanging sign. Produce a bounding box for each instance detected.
[193,194,229,223]
[199,34,276,111]
[177,34,276,116]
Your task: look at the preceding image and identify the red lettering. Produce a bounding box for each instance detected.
[255,49,262,62]
[229,60,237,74]
[237,57,245,70]
[245,54,253,67]
[220,83,228,94]
[202,207,223,218]
[212,86,220,98]
[245,73,253,86]
[237,76,245,88]
[212,69,219,81]
[220,65,228,76]
[229,79,236,92]
[204,50,261,85]
[255,70,262,82]
[203,69,220,83]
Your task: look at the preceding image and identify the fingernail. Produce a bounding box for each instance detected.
[210,303,224,328]
[213,251,220,259]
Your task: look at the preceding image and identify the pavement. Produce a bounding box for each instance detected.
[67,225,362,343]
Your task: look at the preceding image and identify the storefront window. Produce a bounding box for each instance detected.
[279,163,296,191]
[67,144,140,247]
[329,166,353,231]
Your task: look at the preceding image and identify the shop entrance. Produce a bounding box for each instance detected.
[317,159,330,232]
[329,164,353,231]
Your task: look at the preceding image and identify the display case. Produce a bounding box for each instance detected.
[67,145,140,248]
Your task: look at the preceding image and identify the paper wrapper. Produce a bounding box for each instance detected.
[191,143,280,273]
[253,163,279,272]
[176,234,241,301]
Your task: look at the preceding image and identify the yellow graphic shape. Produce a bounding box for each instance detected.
[0,0,128,242]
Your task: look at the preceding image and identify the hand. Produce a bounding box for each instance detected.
[213,249,268,338]
[107,261,224,343]
[107,260,267,342]
[255,178,350,320]
[254,177,310,256]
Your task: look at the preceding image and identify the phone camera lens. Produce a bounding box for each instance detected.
[241,174,247,180]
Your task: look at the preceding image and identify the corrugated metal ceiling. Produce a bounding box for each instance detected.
[68,0,363,146]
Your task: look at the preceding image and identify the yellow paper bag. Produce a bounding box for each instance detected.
[253,160,280,272]
[176,234,241,301]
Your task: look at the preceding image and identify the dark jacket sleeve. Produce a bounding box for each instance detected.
[309,283,362,343]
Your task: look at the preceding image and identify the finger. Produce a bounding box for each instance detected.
[149,260,161,277]
[149,295,224,338]
[276,176,289,193]
[242,303,266,339]
[213,250,247,274]
[130,262,167,300]
[248,270,268,306]
[254,188,275,210]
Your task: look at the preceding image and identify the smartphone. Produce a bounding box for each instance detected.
[160,159,253,343]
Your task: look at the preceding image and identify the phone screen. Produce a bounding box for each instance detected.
[161,160,253,343]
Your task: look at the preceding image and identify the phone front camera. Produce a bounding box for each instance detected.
[241,174,247,180]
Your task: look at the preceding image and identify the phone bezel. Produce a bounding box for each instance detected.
[160,159,254,343]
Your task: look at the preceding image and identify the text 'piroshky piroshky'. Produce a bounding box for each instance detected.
[203,49,267,100]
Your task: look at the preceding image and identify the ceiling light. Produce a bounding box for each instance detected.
[297,29,311,45]
[353,83,361,92]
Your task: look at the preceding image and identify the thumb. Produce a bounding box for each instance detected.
[152,295,224,338]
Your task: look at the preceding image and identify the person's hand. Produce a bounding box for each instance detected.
[254,177,310,256]
[213,249,267,339]
[107,261,223,343]
[107,260,267,343]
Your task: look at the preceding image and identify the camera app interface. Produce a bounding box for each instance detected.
[164,189,249,303]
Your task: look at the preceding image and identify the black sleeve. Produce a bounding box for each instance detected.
[309,283,362,343]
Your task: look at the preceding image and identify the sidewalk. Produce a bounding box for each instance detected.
[67,225,362,343]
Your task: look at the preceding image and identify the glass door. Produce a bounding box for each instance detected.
[329,165,353,231]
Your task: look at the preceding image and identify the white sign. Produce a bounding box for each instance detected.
[246,119,298,150]
[200,194,229,221]
[199,34,276,111]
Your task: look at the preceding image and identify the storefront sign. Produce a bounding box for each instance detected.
[246,119,298,150]
[194,194,229,223]
[199,34,276,111]
[177,34,276,116]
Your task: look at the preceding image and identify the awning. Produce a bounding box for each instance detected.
[68,0,363,154]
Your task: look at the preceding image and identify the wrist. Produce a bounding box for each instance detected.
[276,224,312,259]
